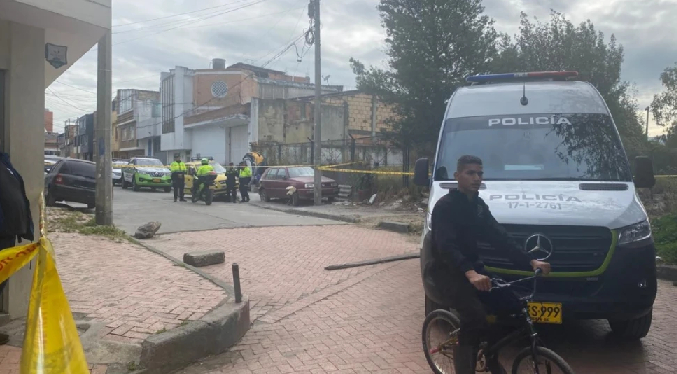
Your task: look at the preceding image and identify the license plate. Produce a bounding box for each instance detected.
[153,178,161,183]
[527,302,563,324]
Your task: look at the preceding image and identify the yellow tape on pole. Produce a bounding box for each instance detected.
[0,194,89,373]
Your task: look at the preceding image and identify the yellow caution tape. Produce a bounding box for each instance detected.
[317,166,414,176]
[0,194,88,374]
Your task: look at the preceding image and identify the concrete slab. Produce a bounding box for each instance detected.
[183,251,225,267]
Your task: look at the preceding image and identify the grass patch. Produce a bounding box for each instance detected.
[47,208,129,242]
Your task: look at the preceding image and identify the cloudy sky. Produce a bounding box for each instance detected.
[46,0,675,136]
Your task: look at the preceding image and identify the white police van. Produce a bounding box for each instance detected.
[416,71,658,340]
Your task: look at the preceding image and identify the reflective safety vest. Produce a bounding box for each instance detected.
[239,166,252,178]
[197,164,214,176]
[170,161,187,173]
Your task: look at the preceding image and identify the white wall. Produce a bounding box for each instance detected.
[16,0,111,30]
[190,126,226,164]
[2,21,45,317]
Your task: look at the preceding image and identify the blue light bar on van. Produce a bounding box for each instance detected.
[465,71,579,83]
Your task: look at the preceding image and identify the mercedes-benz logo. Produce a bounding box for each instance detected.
[524,233,553,261]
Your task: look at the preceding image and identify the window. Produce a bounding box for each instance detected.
[434,114,633,182]
[66,161,96,178]
[162,76,175,134]
[288,167,314,178]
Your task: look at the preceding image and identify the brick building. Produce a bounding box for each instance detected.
[161,59,343,164]
[44,108,53,132]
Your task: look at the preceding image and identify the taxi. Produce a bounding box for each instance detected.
[183,160,238,200]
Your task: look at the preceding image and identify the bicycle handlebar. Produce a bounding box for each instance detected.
[489,268,544,296]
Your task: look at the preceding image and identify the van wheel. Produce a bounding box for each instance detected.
[608,310,652,340]
[425,295,446,316]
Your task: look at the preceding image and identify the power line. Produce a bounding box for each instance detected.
[112,0,253,28]
[112,0,267,35]
[46,88,89,112]
[106,0,272,48]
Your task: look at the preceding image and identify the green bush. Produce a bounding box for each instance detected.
[652,213,677,264]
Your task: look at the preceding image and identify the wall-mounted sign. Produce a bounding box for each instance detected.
[45,43,68,69]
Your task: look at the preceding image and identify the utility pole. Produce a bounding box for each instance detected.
[312,0,322,205]
[95,29,113,225]
[645,106,650,139]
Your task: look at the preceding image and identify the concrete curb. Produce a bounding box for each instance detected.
[249,201,360,223]
[656,264,677,282]
[138,299,250,374]
[376,221,411,233]
[129,238,251,373]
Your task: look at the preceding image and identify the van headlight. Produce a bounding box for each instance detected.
[617,220,652,245]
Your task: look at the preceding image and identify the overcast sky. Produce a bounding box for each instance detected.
[46,0,675,136]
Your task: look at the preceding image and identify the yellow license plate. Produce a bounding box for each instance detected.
[527,302,563,324]
[153,178,161,183]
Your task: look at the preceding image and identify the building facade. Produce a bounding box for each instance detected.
[0,0,111,319]
[114,89,161,160]
[161,59,343,164]
[44,108,53,132]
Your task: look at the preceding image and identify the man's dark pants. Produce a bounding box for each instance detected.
[227,186,237,202]
[172,173,185,201]
[441,269,520,373]
[239,177,250,201]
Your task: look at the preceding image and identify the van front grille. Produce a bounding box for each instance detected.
[478,225,613,273]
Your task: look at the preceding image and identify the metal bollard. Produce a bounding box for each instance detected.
[232,263,242,303]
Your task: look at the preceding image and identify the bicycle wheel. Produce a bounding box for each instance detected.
[422,309,461,374]
[511,346,575,374]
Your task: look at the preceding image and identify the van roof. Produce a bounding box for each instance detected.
[447,80,608,118]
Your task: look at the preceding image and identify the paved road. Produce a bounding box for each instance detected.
[110,187,342,235]
[145,225,677,374]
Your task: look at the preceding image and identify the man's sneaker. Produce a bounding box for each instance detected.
[0,332,9,345]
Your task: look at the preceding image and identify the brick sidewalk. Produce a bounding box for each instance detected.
[158,225,677,374]
[150,225,419,321]
[0,232,227,373]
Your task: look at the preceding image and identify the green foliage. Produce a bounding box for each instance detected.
[350,0,500,154]
[652,213,677,264]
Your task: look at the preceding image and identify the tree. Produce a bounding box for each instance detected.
[651,63,677,149]
[491,10,646,159]
[350,0,500,154]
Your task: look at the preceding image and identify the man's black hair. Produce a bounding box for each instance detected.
[457,155,482,172]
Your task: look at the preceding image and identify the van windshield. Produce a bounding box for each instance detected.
[434,113,633,181]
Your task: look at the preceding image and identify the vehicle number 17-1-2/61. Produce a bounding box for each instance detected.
[508,202,562,210]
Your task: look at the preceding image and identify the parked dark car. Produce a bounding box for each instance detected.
[44,158,96,208]
[258,166,339,206]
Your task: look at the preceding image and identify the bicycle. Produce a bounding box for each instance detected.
[422,269,575,374]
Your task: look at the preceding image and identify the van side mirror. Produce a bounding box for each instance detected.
[633,156,655,189]
[414,158,430,187]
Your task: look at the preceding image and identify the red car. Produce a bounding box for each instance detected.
[258,166,339,205]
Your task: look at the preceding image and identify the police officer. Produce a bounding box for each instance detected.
[225,162,239,203]
[238,161,252,202]
[170,154,187,202]
[194,158,214,199]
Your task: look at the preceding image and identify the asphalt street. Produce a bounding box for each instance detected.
[110,187,343,235]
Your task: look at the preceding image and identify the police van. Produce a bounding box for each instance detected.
[416,71,658,340]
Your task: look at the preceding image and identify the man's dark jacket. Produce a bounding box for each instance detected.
[0,153,35,243]
[225,167,238,188]
[426,189,532,291]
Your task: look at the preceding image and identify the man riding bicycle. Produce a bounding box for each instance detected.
[429,155,551,374]
[193,158,214,197]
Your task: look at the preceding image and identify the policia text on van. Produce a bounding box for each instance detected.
[417,71,658,340]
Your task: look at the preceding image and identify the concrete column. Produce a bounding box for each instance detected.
[4,22,45,317]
